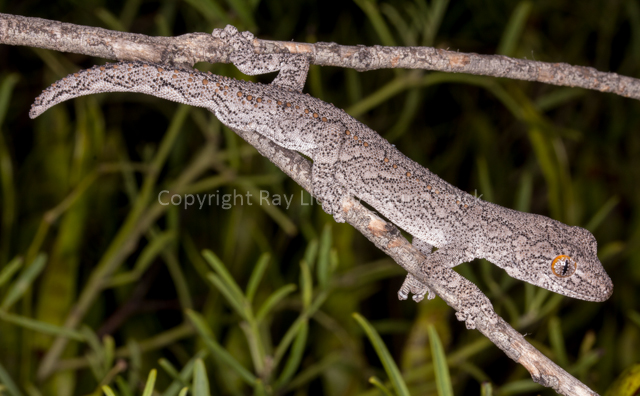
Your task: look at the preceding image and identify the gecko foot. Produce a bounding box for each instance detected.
[398,274,435,302]
[212,25,286,76]
[454,292,498,329]
[319,195,346,223]
[312,174,348,223]
[212,25,254,53]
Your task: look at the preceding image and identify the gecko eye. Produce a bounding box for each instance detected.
[551,255,577,278]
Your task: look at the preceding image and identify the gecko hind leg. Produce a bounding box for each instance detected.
[398,238,436,302]
[311,160,348,223]
[212,25,310,92]
[310,127,350,223]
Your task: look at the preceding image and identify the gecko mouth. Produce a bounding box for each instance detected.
[557,273,613,302]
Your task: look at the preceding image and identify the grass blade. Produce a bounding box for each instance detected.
[0,311,84,341]
[1,253,47,310]
[283,352,342,392]
[353,313,410,396]
[0,359,23,396]
[192,359,210,396]
[481,381,493,396]
[585,195,620,232]
[101,386,116,396]
[186,310,257,385]
[159,359,183,385]
[497,1,532,56]
[425,0,450,46]
[0,256,23,288]
[255,284,297,323]
[224,0,257,29]
[253,380,267,396]
[0,73,19,126]
[273,291,328,368]
[548,317,569,367]
[303,239,318,271]
[161,350,209,396]
[141,369,157,396]
[108,231,175,287]
[206,272,246,319]
[353,0,396,46]
[182,0,230,25]
[202,250,245,305]
[604,363,640,396]
[246,253,270,303]
[428,324,453,396]
[275,320,308,387]
[629,310,640,328]
[369,376,394,396]
[299,260,312,309]
[316,224,332,288]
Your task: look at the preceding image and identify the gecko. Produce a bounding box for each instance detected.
[29,25,613,328]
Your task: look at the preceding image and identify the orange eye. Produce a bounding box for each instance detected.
[551,255,577,278]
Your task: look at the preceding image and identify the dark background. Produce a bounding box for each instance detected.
[0,0,638,395]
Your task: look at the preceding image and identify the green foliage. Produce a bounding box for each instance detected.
[605,364,640,396]
[0,0,638,395]
[354,313,411,396]
[428,325,453,396]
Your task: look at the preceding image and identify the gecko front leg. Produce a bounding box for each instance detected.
[398,238,436,302]
[411,247,498,329]
[213,25,310,93]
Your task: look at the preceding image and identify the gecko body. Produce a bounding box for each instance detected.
[30,26,613,327]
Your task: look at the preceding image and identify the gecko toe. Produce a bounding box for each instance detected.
[398,274,432,303]
[412,293,425,303]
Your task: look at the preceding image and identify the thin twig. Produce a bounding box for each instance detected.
[0,12,604,395]
[1,13,639,101]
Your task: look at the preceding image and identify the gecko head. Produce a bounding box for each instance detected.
[506,218,613,302]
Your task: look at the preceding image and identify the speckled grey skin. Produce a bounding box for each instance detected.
[30,26,612,327]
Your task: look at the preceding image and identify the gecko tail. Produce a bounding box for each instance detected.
[30,61,215,119]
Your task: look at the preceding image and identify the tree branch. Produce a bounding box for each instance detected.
[0,12,604,395]
[1,12,639,101]
[236,128,598,396]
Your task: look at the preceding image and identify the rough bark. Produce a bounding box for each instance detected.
[1,13,639,101]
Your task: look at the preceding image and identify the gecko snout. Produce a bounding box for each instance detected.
[595,274,613,301]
